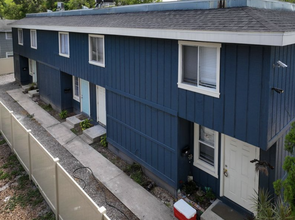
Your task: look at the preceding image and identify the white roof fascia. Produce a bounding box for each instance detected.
[11,24,293,46]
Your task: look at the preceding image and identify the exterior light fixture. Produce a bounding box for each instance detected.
[272,87,284,94]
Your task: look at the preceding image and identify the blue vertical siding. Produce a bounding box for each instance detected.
[259,145,276,196]
[14,55,32,85]
[107,92,178,187]
[37,62,62,111]
[13,53,21,84]
[268,45,295,146]
[178,44,271,150]
[13,29,106,87]
[13,26,288,190]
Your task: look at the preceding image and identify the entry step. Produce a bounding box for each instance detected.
[82,125,106,144]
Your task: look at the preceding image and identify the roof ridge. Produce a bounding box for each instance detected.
[244,7,282,32]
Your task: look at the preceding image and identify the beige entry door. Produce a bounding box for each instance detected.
[223,135,260,212]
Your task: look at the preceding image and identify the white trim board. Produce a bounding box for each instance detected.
[10,24,295,46]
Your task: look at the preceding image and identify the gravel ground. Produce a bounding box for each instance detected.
[0,74,138,220]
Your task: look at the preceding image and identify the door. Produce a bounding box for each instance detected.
[80,79,90,116]
[29,59,37,84]
[223,135,259,212]
[96,86,106,126]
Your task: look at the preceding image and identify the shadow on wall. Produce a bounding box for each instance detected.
[0,57,14,75]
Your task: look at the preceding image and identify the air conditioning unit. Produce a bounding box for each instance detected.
[57,2,64,11]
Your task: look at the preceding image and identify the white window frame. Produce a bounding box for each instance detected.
[30,30,37,49]
[5,32,12,40]
[178,41,221,98]
[193,123,219,178]
[72,76,80,102]
[18,29,23,45]
[58,32,70,58]
[88,34,105,67]
[6,52,13,58]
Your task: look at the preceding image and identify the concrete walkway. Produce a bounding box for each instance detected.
[7,89,176,220]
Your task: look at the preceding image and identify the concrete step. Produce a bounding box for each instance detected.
[28,89,39,98]
[21,84,31,92]
[201,199,245,220]
[66,114,82,128]
[83,125,106,144]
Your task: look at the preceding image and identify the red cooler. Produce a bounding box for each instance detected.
[174,199,197,220]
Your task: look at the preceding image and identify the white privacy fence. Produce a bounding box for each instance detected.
[0,101,110,220]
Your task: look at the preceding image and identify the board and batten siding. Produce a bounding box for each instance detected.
[267,45,295,148]
[178,44,271,150]
[13,27,289,188]
[13,29,180,187]
[37,63,63,111]
[12,29,106,87]
[106,36,179,187]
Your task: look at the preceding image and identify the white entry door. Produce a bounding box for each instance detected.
[223,135,259,212]
[96,86,106,126]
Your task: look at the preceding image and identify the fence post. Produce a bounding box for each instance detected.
[9,111,14,151]
[98,207,106,220]
[0,102,2,133]
[54,158,60,220]
[27,130,32,180]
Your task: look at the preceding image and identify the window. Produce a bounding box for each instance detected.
[72,76,80,102]
[18,29,23,45]
[89,35,105,67]
[194,124,219,178]
[59,32,69,57]
[5,32,12,40]
[30,30,37,49]
[178,41,221,98]
[6,52,13,58]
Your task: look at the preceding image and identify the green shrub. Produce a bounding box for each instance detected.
[252,189,292,219]
[124,163,145,185]
[100,134,107,147]
[80,118,92,130]
[59,110,68,119]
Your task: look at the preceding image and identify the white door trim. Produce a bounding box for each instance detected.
[219,134,225,197]
[220,134,260,212]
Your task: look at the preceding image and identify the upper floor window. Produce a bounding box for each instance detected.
[18,29,23,45]
[59,32,69,57]
[194,124,219,178]
[5,32,12,40]
[89,34,105,67]
[30,30,37,49]
[178,41,221,98]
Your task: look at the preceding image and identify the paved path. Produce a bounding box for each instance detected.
[7,88,176,220]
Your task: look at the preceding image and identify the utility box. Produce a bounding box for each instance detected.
[174,199,197,220]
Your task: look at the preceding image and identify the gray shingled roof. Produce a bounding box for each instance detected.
[0,19,17,32]
[11,7,295,32]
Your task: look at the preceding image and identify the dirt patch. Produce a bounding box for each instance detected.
[0,133,54,220]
